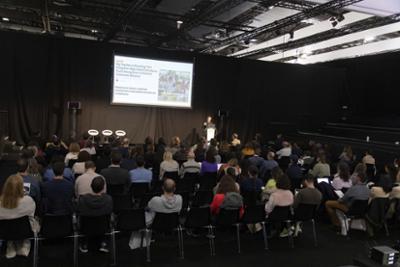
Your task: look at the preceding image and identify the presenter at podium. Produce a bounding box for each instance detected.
[203,116,216,143]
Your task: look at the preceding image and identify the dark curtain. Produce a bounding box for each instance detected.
[0,31,345,145]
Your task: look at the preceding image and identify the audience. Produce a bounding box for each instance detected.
[332,162,352,190]
[369,174,392,201]
[180,151,201,176]
[240,165,263,192]
[41,162,74,215]
[260,151,278,179]
[265,174,294,215]
[64,142,80,167]
[159,151,179,179]
[231,133,241,147]
[309,154,330,178]
[77,176,113,253]
[276,141,291,159]
[200,149,218,174]
[100,151,130,194]
[211,175,243,217]
[286,154,303,189]
[16,158,41,204]
[129,156,152,183]
[0,175,38,258]
[72,150,91,175]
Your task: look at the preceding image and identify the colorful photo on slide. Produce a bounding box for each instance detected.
[158,69,191,102]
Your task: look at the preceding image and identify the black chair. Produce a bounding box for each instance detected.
[241,205,268,250]
[176,191,190,214]
[199,172,217,191]
[183,172,200,180]
[115,209,150,262]
[139,193,161,208]
[151,180,163,194]
[79,215,116,266]
[68,159,78,169]
[215,208,241,253]
[192,191,214,207]
[266,206,294,248]
[241,191,261,207]
[293,204,318,246]
[148,212,184,261]
[39,214,78,267]
[130,183,151,201]
[278,156,290,171]
[163,171,179,181]
[0,216,38,267]
[112,194,133,213]
[366,198,390,236]
[176,178,196,193]
[107,184,126,196]
[343,199,369,236]
[184,206,215,256]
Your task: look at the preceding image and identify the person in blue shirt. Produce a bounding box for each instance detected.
[41,161,74,215]
[16,158,41,204]
[240,165,263,192]
[129,156,152,183]
[286,154,303,190]
[43,155,75,182]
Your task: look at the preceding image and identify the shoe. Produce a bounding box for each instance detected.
[294,223,303,237]
[99,242,109,253]
[79,244,88,253]
[16,240,31,257]
[6,242,16,259]
[279,228,290,238]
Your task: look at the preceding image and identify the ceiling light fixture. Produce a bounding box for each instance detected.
[2,17,10,22]
[176,20,183,30]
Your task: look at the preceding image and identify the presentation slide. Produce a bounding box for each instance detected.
[112,55,194,108]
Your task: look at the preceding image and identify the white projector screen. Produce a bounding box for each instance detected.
[112,55,194,108]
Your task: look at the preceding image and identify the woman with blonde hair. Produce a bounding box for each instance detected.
[0,175,38,259]
[65,142,80,166]
[159,151,179,179]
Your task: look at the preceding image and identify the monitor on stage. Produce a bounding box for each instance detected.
[112,54,194,108]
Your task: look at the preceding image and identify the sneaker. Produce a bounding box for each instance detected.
[16,240,31,257]
[279,228,293,238]
[79,244,88,253]
[6,242,16,259]
[99,242,109,253]
[294,223,303,237]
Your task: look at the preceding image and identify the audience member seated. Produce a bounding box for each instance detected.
[338,145,355,166]
[218,158,241,178]
[332,162,352,190]
[77,177,113,253]
[159,151,179,179]
[129,179,182,249]
[44,135,68,162]
[75,161,105,197]
[144,144,155,169]
[180,151,201,176]
[286,154,303,189]
[167,136,181,156]
[293,174,322,236]
[100,151,130,194]
[276,141,291,159]
[265,174,294,215]
[41,162,74,215]
[16,158,41,204]
[240,165,263,192]
[325,165,369,232]
[65,142,80,167]
[211,175,244,217]
[231,133,241,147]
[0,175,39,258]
[262,167,284,200]
[21,147,43,182]
[309,154,330,178]
[129,156,152,183]
[119,138,130,159]
[80,140,96,156]
[95,146,112,173]
[362,150,376,165]
[72,150,91,175]
[200,149,218,175]
[43,155,74,182]
[248,149,264,169]
[369,174,392,202]
[260,151,278,179]
[214,170,240,194]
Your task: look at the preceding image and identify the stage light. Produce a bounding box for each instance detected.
[115,130,126,137]
[2,17,10,22]
[91,29,98,33]
[102,130,113,136]
[88,129,99,136]
[176,20,183,29]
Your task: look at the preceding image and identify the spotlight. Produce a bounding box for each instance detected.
[2,17,10,22]
[91,29,98,33]
[176,20,183,30]
[115,130,126,137]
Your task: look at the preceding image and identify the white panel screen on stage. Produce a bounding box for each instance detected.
[112,54,194,108]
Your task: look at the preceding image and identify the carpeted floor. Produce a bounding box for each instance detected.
[0,223,398,267]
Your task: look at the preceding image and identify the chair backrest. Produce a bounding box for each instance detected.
[185,207,211,228]
[163,171,179,181]
[241,190,261,206]
[242,205,266,224]
[347,199,369,217]
[107,184,126,195]
[41,214,74,239]
[112,194,133,213]
[176,191,190,211]
[139,192,161,208]
[294,204,317,221]
[216,208,240,226]
[79,215,111,236]
[116,208,146,231]
[183,172,199,180]
[130,183,150,199]
[176,178,195,193]
[192,190,214,207]
[367,198,389,224]
[151,212,180,232]
[68,159,77,169]
[151,180,163,194]
[268,206,292,222]
[199,172,217,190]
[0,216,34,240]
[278,156,290,171]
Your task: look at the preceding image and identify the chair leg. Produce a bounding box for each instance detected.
[33,238,39,267]
[110,231,117,266]
[146,230,151,262]
[286,221,294,249]
[261,222,268,250]
[206,226,213,256]
[235,224,241,254]
[384,221,390,236]
[178,227,184,259]
[311,219,318,247]
[73,235,78,267]
[210,226,216,256]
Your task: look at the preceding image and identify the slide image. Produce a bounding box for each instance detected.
[158,69,191,102]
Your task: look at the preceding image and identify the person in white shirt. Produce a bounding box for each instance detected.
[362,150,376,165]
[72,150,92,175]
[180,151,201,176]
[65,142,80,166]
[231,133,241,147]
[80,140,96,156]
[276,141,292,159]
[75,161,106,197]
[159,151,179,179]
